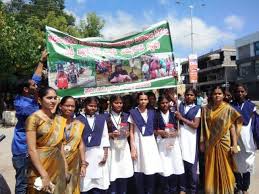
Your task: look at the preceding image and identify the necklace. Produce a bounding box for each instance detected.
[111,112,122,129]
[65,123,73,141]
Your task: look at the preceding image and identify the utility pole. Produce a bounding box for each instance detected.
[189,5,197,89]
[190,5,194,54]
[176,0,206,89]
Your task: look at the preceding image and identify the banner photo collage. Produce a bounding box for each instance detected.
[46,21,177,97]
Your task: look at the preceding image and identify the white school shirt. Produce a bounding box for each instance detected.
[157,111,185,176]
[128,109,162,175]
[234,106,257,173]
[80,115,110,192]
[108,111,134,181]
[179,103,201,164]
[240,106,257,152]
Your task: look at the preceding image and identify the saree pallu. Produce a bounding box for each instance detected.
[64,120,84,194]
[26,113,67,194]
[201,102,242,194]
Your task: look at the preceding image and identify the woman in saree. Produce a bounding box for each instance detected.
[58,96,86,194]
[200,86,242,194]
[26,87,68,194]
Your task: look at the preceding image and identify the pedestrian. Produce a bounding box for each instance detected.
[155,95,185,194]
[128,92,162,194]
[11,50,47,194]
[224,90,233,103]
[146,91,157,109]
[200,85,242,194]
[77,97,110,194]
[99,97,109,114]
[58,96,86,194]
[175,87,201,194]
[26,87,68,194]
[122,95,133,114]
[232,84,257,194]
[196,91,204,106]
[106,95,134,194]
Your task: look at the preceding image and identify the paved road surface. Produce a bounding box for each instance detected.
[0,125,258,193]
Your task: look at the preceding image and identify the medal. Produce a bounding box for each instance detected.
[88,134,92,143]
[142,126,146,135]
[64,145,71,152]
[64,123,72,141]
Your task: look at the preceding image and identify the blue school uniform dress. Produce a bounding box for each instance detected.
[178,102,201,192]
[156,110,185,176]
[128,108,162,175]
[232,100,257,173]
[77,114,110,192]
[128,108,162,194]
[106,111,134,193]
[156,110,185,193]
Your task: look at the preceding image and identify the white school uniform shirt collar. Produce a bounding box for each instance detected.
[83,114,95,131]
[81,113,95,118]
[160,110,170,124]
[136,107,148,122]
[236,102,245,110]
[111,110,121,117]
[183,102,196,114]
[111,111,122,128]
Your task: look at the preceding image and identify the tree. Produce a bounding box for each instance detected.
[78,12,105,38]
[0,1,105,93]
[0,9,41,92]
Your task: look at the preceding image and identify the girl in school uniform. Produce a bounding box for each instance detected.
[106,95,134,194]
[232,84,257,194]
[175,88,201,194]
[76,97,110,194]
[155,95,185,194]
[128,92,162,194]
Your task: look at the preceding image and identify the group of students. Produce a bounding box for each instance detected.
[11,79,256,194]
[22,86,199,194]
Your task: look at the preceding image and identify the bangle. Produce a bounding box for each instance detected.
[81,161,89,167]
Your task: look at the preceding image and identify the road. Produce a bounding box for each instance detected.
[0,125,258,193]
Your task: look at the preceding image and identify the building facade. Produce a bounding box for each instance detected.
[181,47,237,93]
[235,31,259,100]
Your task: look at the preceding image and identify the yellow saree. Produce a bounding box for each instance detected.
[26,112,67,194]
[201,102,242,194]
[64,120,84,194]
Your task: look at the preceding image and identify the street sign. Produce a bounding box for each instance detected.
[188,54,198,83]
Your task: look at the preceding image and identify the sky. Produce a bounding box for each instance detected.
[3,0,259,58]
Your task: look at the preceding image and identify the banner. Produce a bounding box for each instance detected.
[188,54,198,84]
[46,21,177,97]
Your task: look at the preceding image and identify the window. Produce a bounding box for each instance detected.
[239,62,253,77]
[255,60,259,75]
[254,41,259,56]
[230,56,236,61]
[238,44,250,59]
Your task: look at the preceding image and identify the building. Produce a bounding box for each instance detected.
[174,57,187,83]
[235,31,259,100]
[181,46,237,93]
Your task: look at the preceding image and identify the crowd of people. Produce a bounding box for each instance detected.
[7,51,258,194]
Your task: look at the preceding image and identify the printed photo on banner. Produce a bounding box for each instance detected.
[96,58,141,86]
[48,59,96,90]
[140,54,176,81]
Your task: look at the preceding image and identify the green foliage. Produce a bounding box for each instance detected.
[0,0,105,92]
[78,12,105,38]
